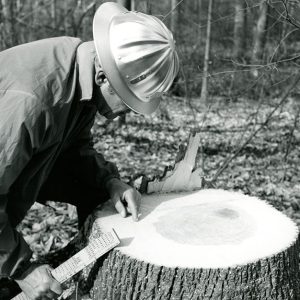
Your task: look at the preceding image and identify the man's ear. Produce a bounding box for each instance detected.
[94,56,105,86]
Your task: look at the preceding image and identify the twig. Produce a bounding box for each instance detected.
[16,0,53,21]
[234,89,266,148]
[55,5,78,32]
[211,72,300,183]
[176,47,197,124]
[183,2,260,30]
[230,53,300,70]
[269,28,298,63]
[280,0,300,29]
[75,2,96,30]
[15,17,64,33]
[162,0,184,21]
[281,105,300,180]
[198,103,212,130]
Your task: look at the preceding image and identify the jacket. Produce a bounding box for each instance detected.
[0,37,119,277]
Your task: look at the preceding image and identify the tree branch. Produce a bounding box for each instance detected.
[280,0,300,29]
[211,72,300,183]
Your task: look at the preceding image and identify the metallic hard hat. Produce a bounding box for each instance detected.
[93,2,179,115]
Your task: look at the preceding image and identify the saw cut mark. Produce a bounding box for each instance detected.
[153,203,255,246]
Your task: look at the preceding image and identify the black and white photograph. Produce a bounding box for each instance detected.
[0,0,300,299]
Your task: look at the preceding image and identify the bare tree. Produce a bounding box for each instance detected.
[131,0,135,11]
[170,0,179,37]
[63,1,70,35]
[146,0,152,14]
[51,0,57,30]
[0,1,4,50]
[196,0,202,48]
[81,0,91,39]
[117,0,132,10]
[28,0,39,42]
[252,0,270,64]
[200,0,213,102]
[1,0,17,48]
[279,1,297,57]
[280,0,300,30]
[233,0,247,60]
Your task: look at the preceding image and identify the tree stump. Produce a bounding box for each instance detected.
[86,133,300,300]
[90,189,300,299]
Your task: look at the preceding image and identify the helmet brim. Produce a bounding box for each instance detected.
[93,2,160,115]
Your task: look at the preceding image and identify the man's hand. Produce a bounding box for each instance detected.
[106,178,141,221]
[15,264,62,300]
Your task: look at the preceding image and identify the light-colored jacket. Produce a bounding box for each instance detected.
[0,37,119,277]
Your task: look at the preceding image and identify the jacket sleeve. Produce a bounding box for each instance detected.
[64,104,120,190]
[0,92,51,277]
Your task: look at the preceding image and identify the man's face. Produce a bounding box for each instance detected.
[98,79,131,119]
[93,56,131,119]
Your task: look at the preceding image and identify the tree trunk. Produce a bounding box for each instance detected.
[0,1,4,50]
[233,0,247,60]
[81,0,91,40]
[131,0,135,11]
[170,0,178,38]
[117,0,132,10]
[1,0,17,48]
[252,0,269,64]
[200,0,213,102]
[146,0,152,14]
[51,0,57,30]
[29,0,40,42]
[196,0,202,48]
[63,0,70,35]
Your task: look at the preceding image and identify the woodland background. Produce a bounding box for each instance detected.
[0,0,300,270]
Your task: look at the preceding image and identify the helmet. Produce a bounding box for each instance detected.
[93,2,179,115]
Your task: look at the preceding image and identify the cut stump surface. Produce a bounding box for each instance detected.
[91,189,300,300]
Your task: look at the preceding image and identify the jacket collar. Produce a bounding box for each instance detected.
[76,41,95,101]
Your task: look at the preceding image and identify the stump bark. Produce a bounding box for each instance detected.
[86,133,300,300]
[90,189,300,300]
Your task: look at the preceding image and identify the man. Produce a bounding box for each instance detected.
[0,2,179,299]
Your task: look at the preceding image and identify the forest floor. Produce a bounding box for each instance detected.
[18,95,300,261]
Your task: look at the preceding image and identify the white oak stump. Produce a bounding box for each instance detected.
[90,189,300,300]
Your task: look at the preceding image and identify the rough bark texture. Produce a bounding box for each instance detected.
[91,239,300,300]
